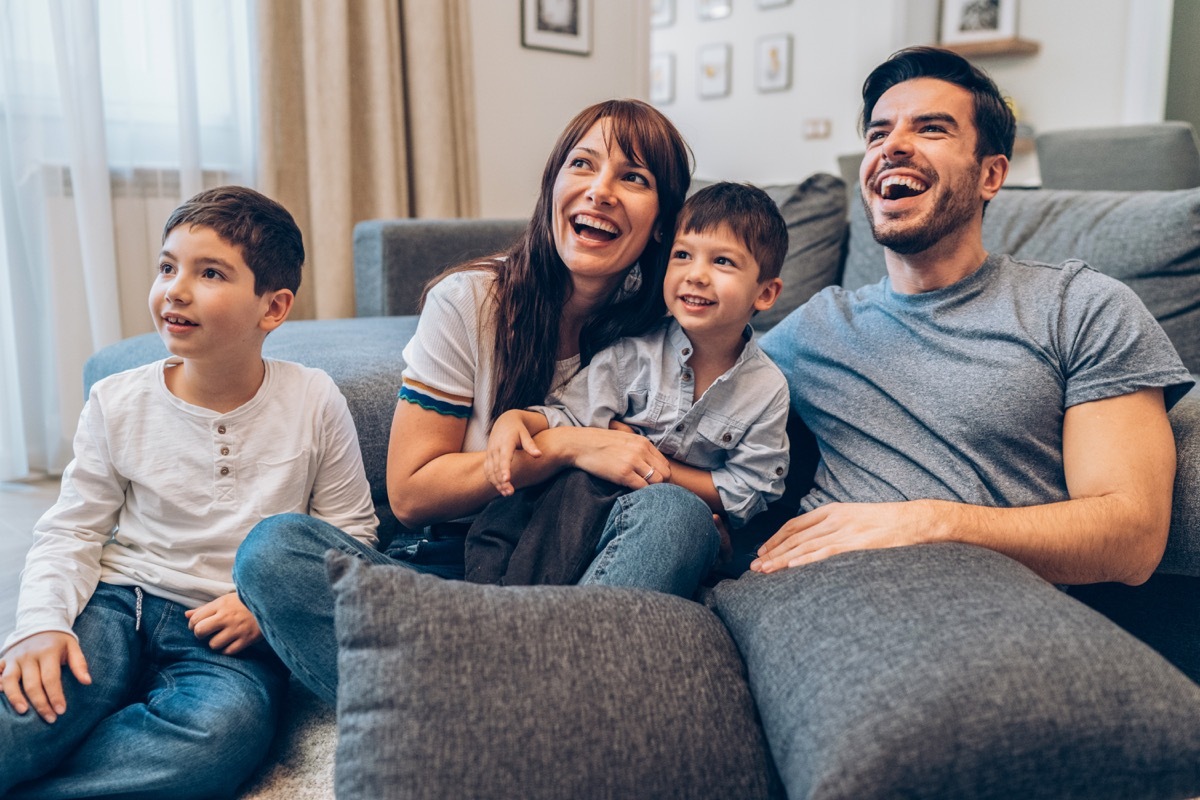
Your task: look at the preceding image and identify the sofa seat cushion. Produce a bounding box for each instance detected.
[691,173,847,329]
[327,552,782,800]
[843,186,1200,374]
[711,543,1200,800]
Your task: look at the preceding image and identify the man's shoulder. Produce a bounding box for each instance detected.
[990,253,1137,301]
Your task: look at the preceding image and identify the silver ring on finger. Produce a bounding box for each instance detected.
[642,467,655,482]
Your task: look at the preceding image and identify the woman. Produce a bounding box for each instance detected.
[234,100,720,707]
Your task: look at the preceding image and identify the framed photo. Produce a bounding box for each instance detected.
[939,0,1017,45]
[650,0,675,28]
[755,34,792,92]
[698,0,732,21]
[697,43,731,99]
[756,0,791,7]
[522,0,592,56]
[649,53,675,104]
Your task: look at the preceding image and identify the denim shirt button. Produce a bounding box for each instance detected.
[683,370,692,381]
[775,466,784,476]
[682,347,691,356]
[675,424,685,433]
[721,432,732,443]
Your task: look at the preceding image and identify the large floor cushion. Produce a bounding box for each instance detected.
[711,543,1200,799]
[328,553,783,800]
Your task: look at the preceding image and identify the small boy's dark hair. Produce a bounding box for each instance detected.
[163,186,304,295]
[677,182,788,282]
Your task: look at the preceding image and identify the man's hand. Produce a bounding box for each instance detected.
[185,593,262,655]
[751,500,937,573]
[485,410,544,496]
[0,631,92,723]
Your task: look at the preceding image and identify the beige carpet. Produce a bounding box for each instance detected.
[239,679,337,799]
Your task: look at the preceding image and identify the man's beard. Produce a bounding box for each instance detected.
[863,159,982,255]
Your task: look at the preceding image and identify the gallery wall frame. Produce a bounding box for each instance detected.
[698,0,732,21]
[522,0,592,56]
[651,0,675,28]
[755,33,792,92]
[650,53,675,104]
[939,0,1018,45]
[697,43,731,99]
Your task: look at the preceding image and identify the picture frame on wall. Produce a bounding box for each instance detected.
[522,0,592,56]
[650,0,675,28]
[650,53,675,104]
[697,43,731,99]
[697,0,732,21]
[755,34,792,92]
[939,0,1017,45]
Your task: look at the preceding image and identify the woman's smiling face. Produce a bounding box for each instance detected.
[551,119,661,294]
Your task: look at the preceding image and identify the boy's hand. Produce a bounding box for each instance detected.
[485,410,542,496]
[185,593,262,655]
[0,631,92,723]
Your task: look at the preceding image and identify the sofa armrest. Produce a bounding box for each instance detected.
[353,218,526,317]
[1162,383,1200,576]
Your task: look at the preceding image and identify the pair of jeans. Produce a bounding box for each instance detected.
[0,583,288,800]
[234,482,719,707]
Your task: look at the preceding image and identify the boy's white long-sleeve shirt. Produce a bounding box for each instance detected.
[3,358,378,654]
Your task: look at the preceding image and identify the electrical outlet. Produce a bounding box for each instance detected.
[803,118,832,140]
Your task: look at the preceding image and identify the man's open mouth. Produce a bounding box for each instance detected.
[571,213,619,241]
[878,174,930,200]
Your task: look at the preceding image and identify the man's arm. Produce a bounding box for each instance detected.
[753,387,1175,585]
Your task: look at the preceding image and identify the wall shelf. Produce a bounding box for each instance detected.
[940,38,1041,59]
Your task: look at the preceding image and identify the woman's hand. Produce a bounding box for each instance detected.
[0,631,91,723]
[185,593,262,655]
[542,425,671,490]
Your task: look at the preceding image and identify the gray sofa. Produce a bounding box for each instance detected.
[84,162,1200,797]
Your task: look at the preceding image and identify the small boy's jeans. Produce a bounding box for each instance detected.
[0,583,288,800]
[234,482,720,707]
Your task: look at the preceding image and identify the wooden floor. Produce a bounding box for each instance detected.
[0,477,61,642]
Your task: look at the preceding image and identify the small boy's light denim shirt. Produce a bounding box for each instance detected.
[533,318,790,528]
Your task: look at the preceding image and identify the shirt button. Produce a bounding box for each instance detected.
[220,467,230,476]
[221,447,230,456]
[217,425,227,434]
[721,433,732,443]
[682,347,691,356]
[775,467,785,476]
[683,370,692,381]
[675,424,685,433]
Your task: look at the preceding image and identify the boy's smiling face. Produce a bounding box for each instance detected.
[664,223,782,342]
[150,224,285,365]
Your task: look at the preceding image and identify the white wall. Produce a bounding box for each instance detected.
[468,0,650,218]
[468,0,1172,214]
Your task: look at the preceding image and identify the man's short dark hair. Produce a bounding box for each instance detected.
[860,46,1016,160]
[163,186,304,295]
[677,182,788,282]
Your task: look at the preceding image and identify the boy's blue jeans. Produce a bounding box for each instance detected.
[234,482,720,706]
[0,583,288,800]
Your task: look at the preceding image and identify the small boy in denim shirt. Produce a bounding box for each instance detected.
[487,181,791,532]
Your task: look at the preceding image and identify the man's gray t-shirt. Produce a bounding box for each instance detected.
[760,253,1195,513]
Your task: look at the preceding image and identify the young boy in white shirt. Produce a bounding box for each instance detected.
[486,181,791,540]
[0,186,378,799]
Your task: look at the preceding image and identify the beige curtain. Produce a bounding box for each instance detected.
[256,0,479,320]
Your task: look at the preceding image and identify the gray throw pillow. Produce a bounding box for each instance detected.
[842,186,1200,373]
[328,552,783,800]
[711,543,1200,800]
[691,174,848,329]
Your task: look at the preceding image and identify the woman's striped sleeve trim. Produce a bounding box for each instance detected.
[398,384,471,418]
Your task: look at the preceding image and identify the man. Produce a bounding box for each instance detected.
[755,47,1193,583]
[712,46,1200,798]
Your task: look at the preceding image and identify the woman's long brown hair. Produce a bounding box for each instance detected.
[427,99,692,422]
